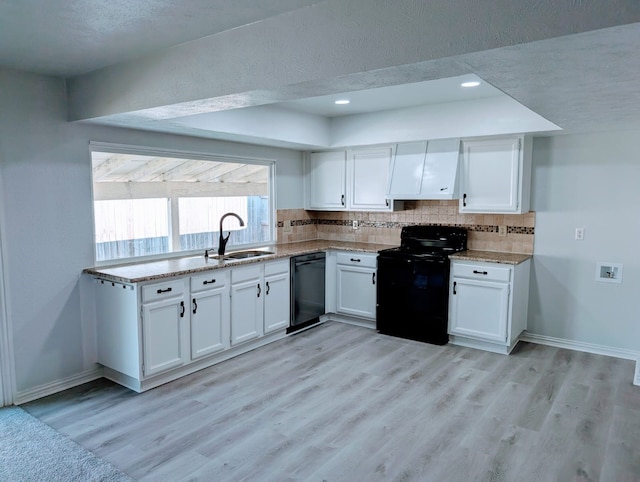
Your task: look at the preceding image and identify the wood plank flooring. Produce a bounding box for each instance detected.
[23,322,640,481]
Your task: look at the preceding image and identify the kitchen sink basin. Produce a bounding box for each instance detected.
[224,250,275,260]
[205,249,275,261]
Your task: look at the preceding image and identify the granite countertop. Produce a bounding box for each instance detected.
[83,240,396,284]
[449,250,532,265]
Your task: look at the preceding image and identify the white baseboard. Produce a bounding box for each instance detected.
[520,332,640,386]
[13,367,104,405]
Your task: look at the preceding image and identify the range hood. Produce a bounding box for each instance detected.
[386,138,460,200]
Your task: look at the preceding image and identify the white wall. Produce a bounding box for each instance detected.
[0,68,303,396]
[529,132,640,351]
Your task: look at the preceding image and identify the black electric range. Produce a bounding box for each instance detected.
[376,225,467,345]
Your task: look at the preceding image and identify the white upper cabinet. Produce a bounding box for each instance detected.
[306,151,347,210]
[348,147,393,211]
[459,135,532,214]
[305,147,400,211]
[386,139,460,200]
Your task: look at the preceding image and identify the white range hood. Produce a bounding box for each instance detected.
[386,138,460,200]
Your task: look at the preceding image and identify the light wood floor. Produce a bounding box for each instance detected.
[23,322,640,481]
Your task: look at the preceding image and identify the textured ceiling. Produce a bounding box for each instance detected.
[1,0,639,147]
[0,0,323,76]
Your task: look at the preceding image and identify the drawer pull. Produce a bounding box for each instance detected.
[453,281,457,295]
[202,279,216,285]
[350,258,361,263]
[473,270,488,275]
[156,287,173,294]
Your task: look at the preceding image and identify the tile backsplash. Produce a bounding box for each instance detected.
[276,200,535,254]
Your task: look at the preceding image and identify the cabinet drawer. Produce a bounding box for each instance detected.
[191,270,226,293]
[264,259,289,276]
[336,252,377,269]
[452,262,511,282]
[142,279,184,303]
[232,264,262,283]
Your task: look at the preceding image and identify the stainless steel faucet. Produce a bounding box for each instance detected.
[217,212,245,256]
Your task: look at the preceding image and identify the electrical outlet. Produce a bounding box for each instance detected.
[352,220,359,229]
[498,225,507,237]
[283,219,293,233]
[575,227,584,240]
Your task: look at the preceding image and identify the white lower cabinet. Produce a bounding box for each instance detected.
[231,259,291,344]
[231,264,263,345]
[264,261,291,333]
[140,279,189,377]
[334,252,377,320]
[448,259,530,354]
[190,271,230,360]
[94,258,290,392]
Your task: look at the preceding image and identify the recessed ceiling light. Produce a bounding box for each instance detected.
[461,81,481,88]
[334,99,350,105]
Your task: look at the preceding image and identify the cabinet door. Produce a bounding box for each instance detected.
[387,141,426,197]
[230,277,263,345]
[264,271,290,333]
[336,265,377,319]
[190,286,230,360]
[307,151,346,210]
[459,137,521,213]
[348,147,392,211]
[142,297,188,377]
[449,277,509,343]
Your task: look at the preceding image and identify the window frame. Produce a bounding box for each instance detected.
[89,141,276,267]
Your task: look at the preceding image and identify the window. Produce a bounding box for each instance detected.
[90,143,274,263]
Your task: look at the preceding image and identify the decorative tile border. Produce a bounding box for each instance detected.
[310,218,535,235]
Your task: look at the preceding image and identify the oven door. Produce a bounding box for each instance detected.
[376,254,450,345]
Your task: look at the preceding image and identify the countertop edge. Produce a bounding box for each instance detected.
[449,250,532,265]
[83,241,395,284]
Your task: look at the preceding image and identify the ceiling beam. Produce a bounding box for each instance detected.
[68,0,640,121]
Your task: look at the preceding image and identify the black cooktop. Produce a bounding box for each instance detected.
[378,225,467,259]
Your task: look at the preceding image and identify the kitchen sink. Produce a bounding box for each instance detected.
[224,250,275,260]
[206,249,275,261]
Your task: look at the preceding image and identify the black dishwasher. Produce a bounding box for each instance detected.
[288,252,326,333]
